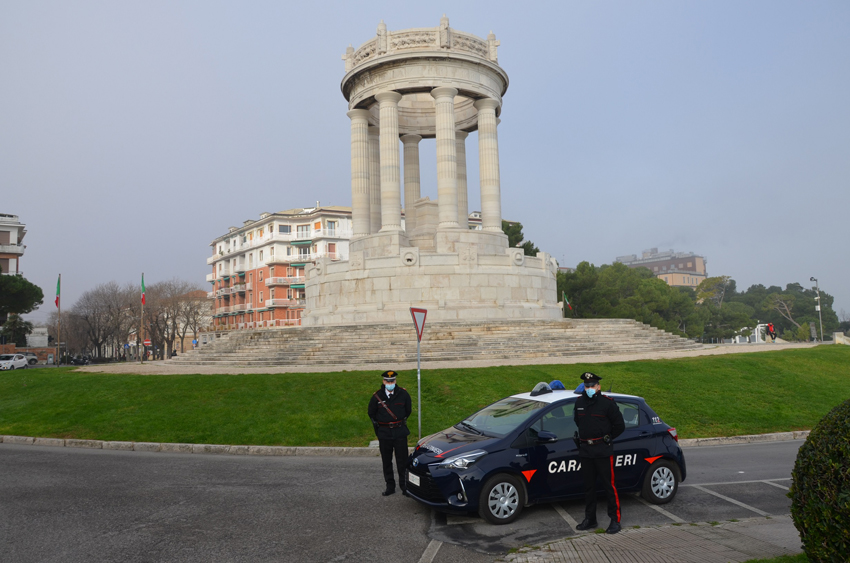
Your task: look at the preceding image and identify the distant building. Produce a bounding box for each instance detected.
[615,248,707,289]
[0,213,26,275]
[207,205,353,331]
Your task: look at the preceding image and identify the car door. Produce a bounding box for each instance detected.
[517,403,584,501]
[611,400,653,488]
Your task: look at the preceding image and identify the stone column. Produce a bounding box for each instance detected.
[401,134,422,236]
[455,131,469,229]
[431,87,460,229]
[368,126,381,234]
[474,98,503,232]
[375,91,403,232]
[346,109,371,237]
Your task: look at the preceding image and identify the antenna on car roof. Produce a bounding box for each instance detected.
[607,383,612,393]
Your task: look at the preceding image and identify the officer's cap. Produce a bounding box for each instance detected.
[580,371,602,385]
[381,370,397,381]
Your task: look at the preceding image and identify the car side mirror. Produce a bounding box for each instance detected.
[536,431,558,444]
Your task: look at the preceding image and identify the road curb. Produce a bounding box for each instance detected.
[679,430,809,447]
[1,430,808,457]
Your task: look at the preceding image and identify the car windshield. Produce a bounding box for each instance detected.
[0,355,13,361]
[456,397,549,438]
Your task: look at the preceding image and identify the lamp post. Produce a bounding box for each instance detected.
[810,277,824,343]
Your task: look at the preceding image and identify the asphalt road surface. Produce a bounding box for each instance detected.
[0,440,803,563]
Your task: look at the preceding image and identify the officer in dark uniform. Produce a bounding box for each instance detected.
[573,371,626,534]
[368,370,412,496]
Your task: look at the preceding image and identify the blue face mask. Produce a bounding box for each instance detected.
[385,383,395,392]
[586,388,596,398]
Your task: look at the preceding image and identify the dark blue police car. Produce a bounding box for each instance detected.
[405,382,686,524]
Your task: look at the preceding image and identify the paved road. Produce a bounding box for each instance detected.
[0,441,802,562]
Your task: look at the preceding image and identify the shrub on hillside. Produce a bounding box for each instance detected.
[789,398,850,562]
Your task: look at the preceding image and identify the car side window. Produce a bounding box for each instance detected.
[530,405,578,439]
[618,402,643,429]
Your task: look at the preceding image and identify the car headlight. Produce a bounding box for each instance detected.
[436,449,487,470]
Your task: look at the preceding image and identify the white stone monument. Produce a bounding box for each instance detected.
[303,16,560,325]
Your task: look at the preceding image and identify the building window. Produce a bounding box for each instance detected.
[279,225,291,234]
[678,263,683,269]
[259,270,264,281]
[299,246,310,257]
[269,225,273,234]
[327,221,337,235]
[259,250,264,262]
[270,267,274,276]
[270,289,275,299]
[259,292,264,303]
[653,266,658,271]
[297,225,310,237]
[270,247,274,257]
[687,262,693,267]
[328,243,336,258]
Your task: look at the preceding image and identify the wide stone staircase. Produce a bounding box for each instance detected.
[172,319,703,367]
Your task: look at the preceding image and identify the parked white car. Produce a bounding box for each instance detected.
[0,354,29,370]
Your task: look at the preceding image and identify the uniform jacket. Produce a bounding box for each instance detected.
[368,386,412,440]
[573,391,626,458]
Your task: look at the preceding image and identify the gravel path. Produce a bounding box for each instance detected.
[76,342,822,375]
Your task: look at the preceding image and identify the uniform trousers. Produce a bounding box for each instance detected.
[379,435,408,490]
[580,455,621,522]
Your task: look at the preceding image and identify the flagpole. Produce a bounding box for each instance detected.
[140,272,145,364]
[57,274,61,365]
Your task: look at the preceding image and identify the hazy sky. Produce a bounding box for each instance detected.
[2,1,848,324]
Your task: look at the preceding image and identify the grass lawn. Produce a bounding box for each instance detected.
[0,346,847,447]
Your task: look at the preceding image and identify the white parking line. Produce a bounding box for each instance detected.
[681,478,790,487]
[761,480,790,490]
[552,503,581,530]
[692,485,769,516]
[417,539,442,563]
[632,493,686,523]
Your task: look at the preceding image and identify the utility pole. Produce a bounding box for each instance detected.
[810,277,824,343]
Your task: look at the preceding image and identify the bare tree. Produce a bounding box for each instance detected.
[765,293,801,328]
[176,289,211,352]
[143,279,197,358]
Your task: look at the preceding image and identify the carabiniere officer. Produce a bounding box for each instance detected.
[573,371,626,534]
[368,370,412,496]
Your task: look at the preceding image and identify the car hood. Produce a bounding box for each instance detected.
[414,425,501,462]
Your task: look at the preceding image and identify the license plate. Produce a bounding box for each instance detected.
[408,472,420,487]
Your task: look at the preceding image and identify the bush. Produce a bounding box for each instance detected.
[789,398,850,562]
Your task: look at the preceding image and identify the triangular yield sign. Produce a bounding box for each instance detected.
[410,307,427,341]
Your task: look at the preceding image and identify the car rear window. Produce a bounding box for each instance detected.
[618,402,646,428]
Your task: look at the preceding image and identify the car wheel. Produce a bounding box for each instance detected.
[9,365,15,370]
[478,473,525,525]
[641,459,680,504]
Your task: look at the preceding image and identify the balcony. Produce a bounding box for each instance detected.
[206,273,216,282]
[266,298,305,308]
[207,291,215,299]
[265,276,305,287]
[233,282,251,292]
[232,303,248,312]
[312,229,350,239]
[0,244,25,255]
[217,305,232,314]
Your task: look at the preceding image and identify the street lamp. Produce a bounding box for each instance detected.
[810,277,824,343]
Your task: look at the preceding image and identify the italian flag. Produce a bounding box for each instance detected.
[55,275,60,308]
[563,291,572,311]
[141,274,146,305]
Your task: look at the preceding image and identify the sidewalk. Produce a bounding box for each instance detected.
[503,515,802,563]
[78,342,821,375]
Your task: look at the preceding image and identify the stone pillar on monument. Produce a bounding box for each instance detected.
[401,134,422,236]
[431,87,460,230]
[455,131,469,229]
[474,98,503,232]
[347,109,372,237]
[368,126,381,234]
[375,91,403,233]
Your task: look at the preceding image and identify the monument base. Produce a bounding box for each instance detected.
[303,235,561,326]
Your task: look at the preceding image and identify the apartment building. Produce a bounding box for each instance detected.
[207,205,352,330]
[0,213,26,276]
[615,248,707,289]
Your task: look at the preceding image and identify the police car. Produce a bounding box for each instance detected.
[405,381,686,524]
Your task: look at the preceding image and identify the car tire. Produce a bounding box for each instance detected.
[641,459,680,504]
[9,365,15,370]
[478,473,525,525]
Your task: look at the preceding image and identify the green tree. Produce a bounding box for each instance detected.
[0,313,34,346]
[501,220,540,256]
[0,268,44,320]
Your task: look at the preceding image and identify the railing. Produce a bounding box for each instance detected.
[312,229,350,239]
[206,291,215,299]
[266,298,306,308]
[232,303,248,312]
[205,273,216,282]
[217,306,232,314]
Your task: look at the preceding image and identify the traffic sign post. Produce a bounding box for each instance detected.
[410,307,427,441]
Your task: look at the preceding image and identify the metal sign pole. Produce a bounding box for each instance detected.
[417,336,421,442]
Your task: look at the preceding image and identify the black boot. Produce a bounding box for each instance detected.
[606,520,621,534]
[575,518,598,531]
[382,485,396,496]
